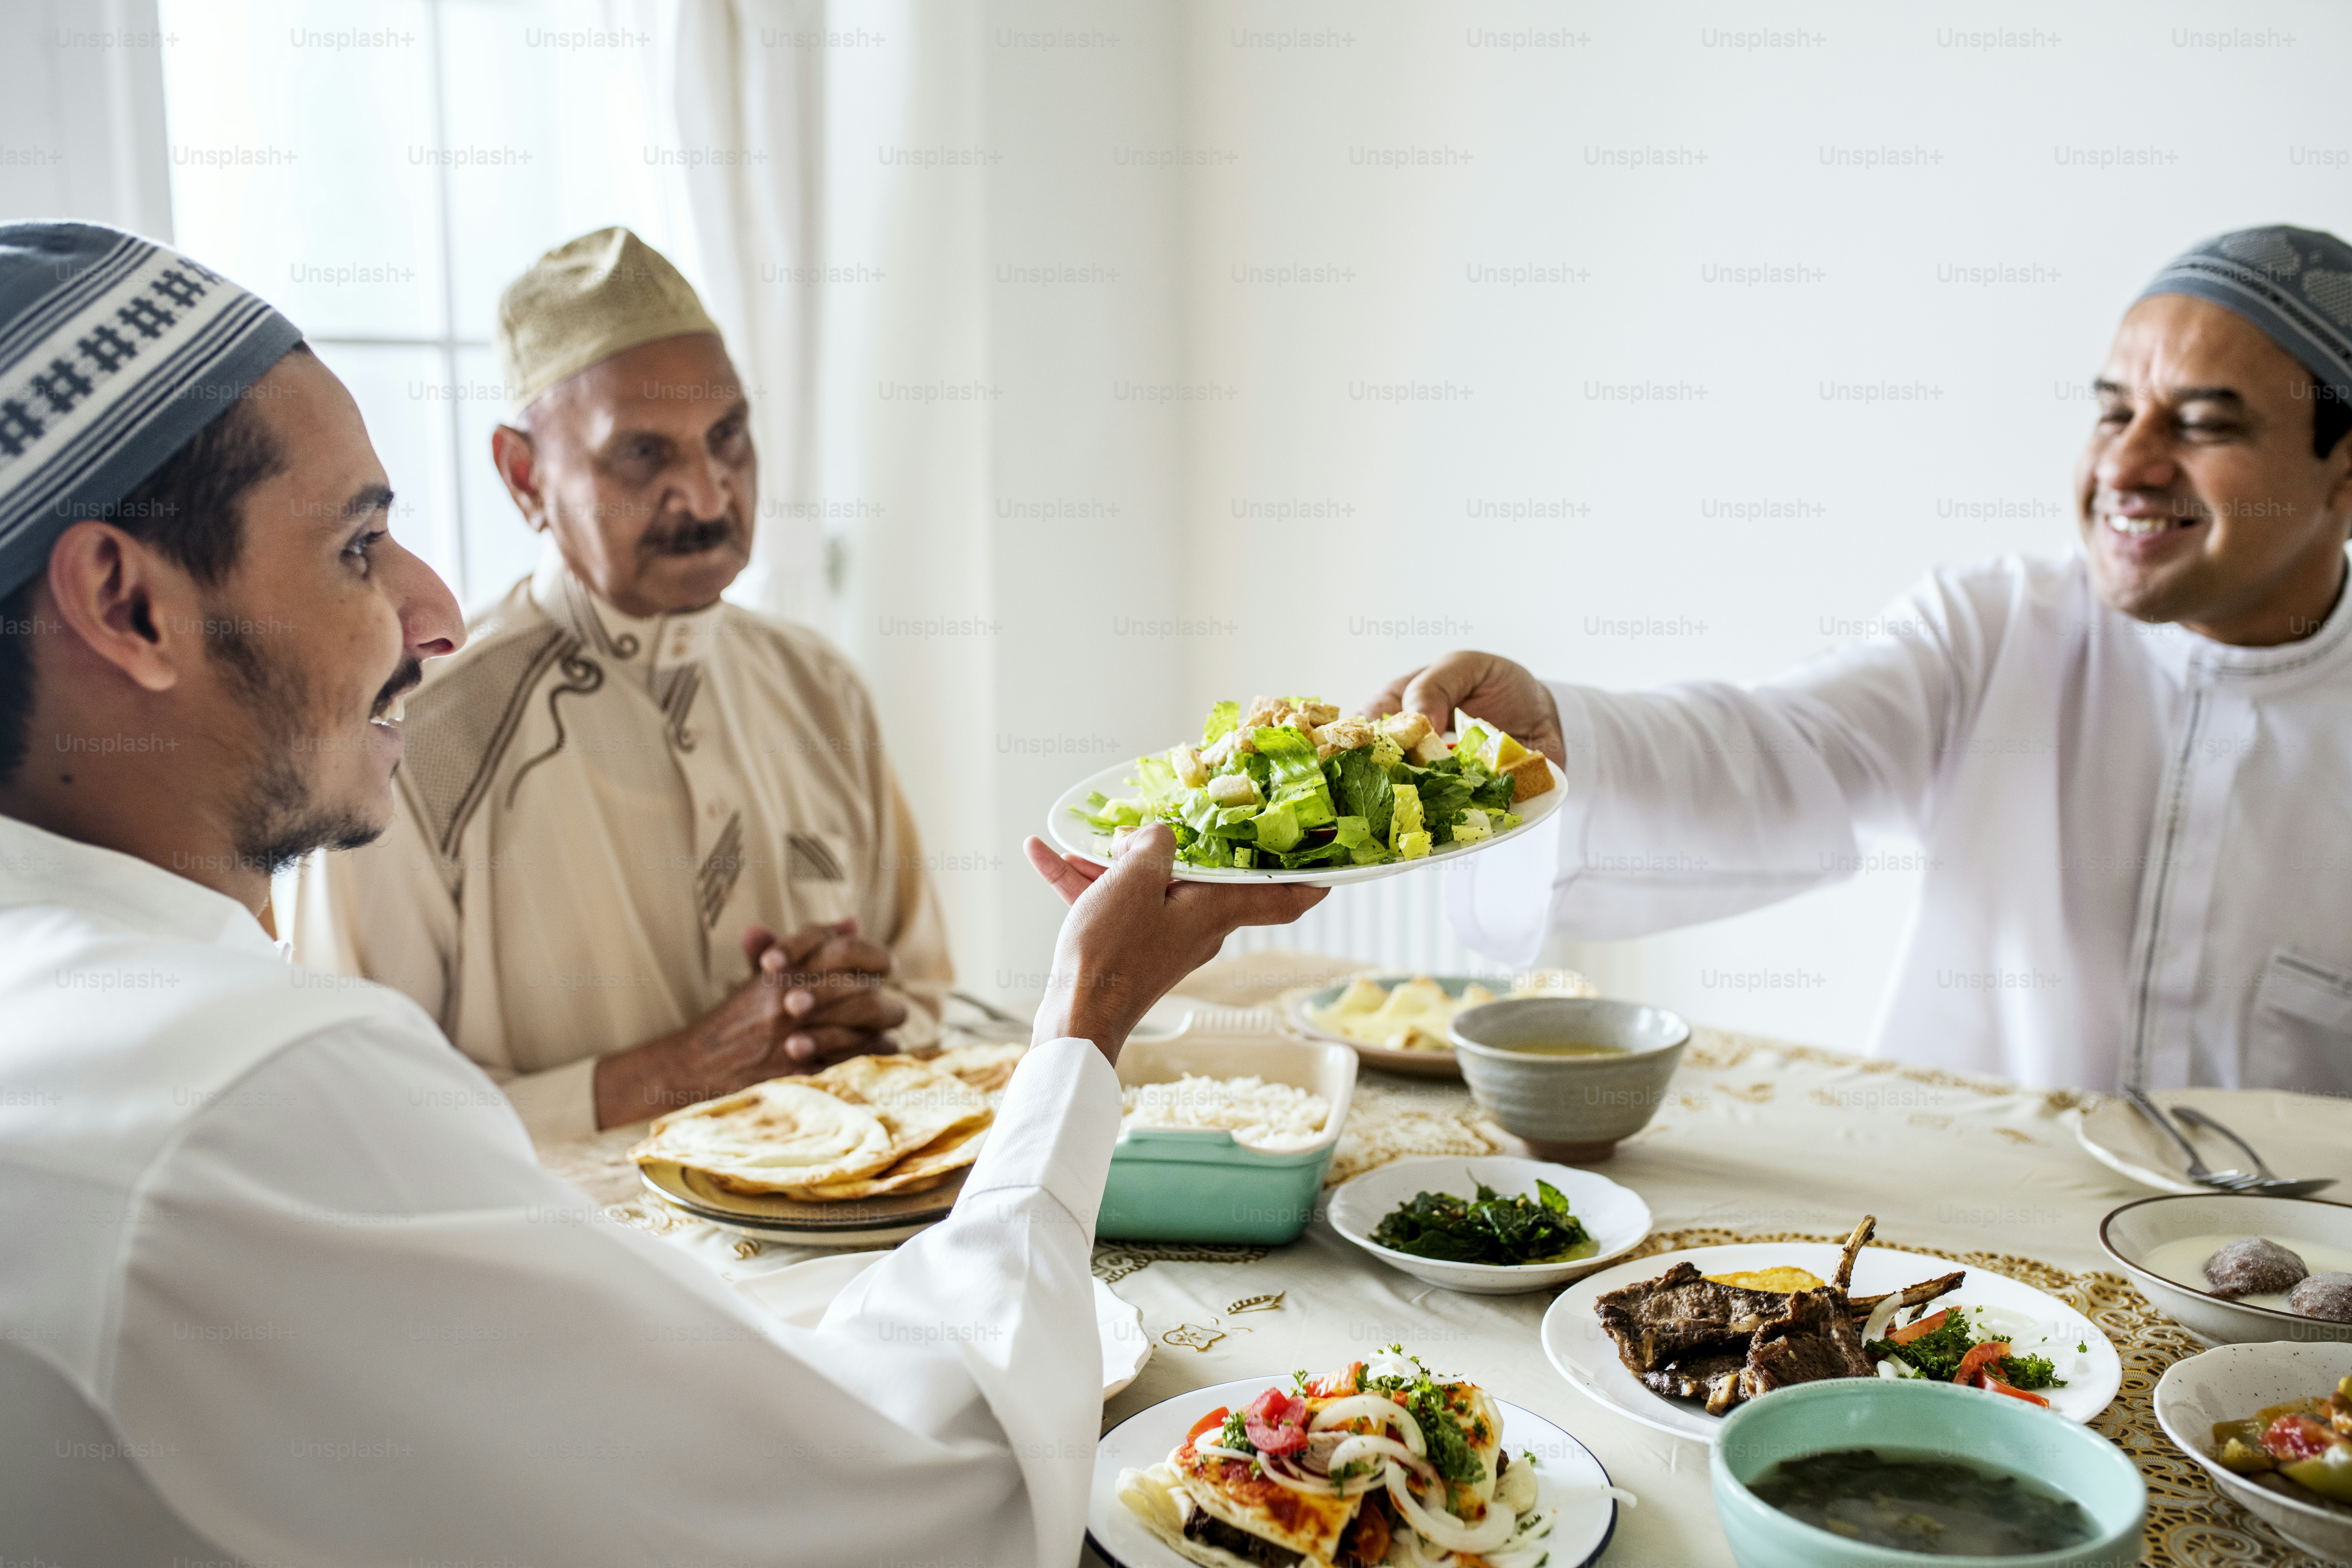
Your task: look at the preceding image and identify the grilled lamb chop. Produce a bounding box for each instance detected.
[1597,1214,1971,1415]
[1593,1262,1800,1374]
[1638,1345,1747,1400]
[1735,1286,1879,1405]
[1848,1271,1965,1320]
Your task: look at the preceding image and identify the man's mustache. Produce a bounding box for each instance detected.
[638,513,742,557]
[371,658,422,720]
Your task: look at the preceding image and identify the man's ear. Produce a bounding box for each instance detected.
[43,523,194,694]
[490,424,547,533]
[2324,420,2352,525]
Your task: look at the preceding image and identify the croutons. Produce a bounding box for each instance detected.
[1170,744,1210,788]
[1377,711,1433,748]
[1240,695,1285,730]
[1312,719,1374,760]
[1199,730,1255,768]
[1205,773,1260,807]
[1498,747,1556,802]
[1299,701,1341,727]
[1377,710,1448,764]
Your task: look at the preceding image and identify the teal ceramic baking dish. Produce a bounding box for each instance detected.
[1095,1022,1357,1245]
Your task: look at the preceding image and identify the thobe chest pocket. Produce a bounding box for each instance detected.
[786,831,850,882]
[2248,949,2352,1095]
[783,829,856,926]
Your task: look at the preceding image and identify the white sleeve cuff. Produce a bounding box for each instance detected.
[956,1037,1121,1234]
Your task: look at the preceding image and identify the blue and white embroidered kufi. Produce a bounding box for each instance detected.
[0,222,301,598]
[2138,225,2352,407]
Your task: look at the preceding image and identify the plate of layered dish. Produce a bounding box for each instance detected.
[1088,1351,1634,1568]
[630,1043,1024,1246]
[1282,971,1598,1078]
[1050,696,1564,886]
[1540,1217,2122,1444]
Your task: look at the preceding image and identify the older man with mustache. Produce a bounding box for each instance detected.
[1383,225,2352,1095]
[295,228,951,1136]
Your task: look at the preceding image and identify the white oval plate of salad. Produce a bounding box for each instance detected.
[1048,700,1567,886]
[1539,1242,2122,1445]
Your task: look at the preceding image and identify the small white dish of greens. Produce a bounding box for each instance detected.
[1049,696,1566,885]
[1328,1156,1654,1295]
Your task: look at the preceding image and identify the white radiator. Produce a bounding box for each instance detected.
[1219,868,1505,976]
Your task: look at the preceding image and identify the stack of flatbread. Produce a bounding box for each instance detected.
[630,1045,1028,1202]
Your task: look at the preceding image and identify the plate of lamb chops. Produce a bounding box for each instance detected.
[1540,1216,2120,1443]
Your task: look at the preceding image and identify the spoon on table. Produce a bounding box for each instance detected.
[2123,1088,2336,1197]
[2170,1103,2336,1199]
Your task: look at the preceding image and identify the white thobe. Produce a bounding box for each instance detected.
[0,812,1113,1568]
[1450,551,2352,1093]
[293,550,953,1142]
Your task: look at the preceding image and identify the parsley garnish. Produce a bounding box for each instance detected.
[1865,1307,2067,1389]
[1358,1350,1486,1486]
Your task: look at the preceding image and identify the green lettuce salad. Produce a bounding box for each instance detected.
[1070,695,1552,871]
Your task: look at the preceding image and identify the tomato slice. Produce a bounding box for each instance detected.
[1951,1341,2012,1389]
[1185,1406,1231,1449]
[1885,1309,1951,1346]
[1305,1362,1365,1398]
[1981,1376,2052,1407]
[2262,1414,2340,1465]
[1245,1387,1311,1455]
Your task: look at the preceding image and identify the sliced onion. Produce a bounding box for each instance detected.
[1257,1451,1386,1499]
[1192,1441,1258,1465]
[1385,1461,1518,1555]
[1309,1394,1426,1455]
[1253,1454,1346,1496]
[1861,1294,1907,1345]
[1391,1516,1446,1568]
[1328,1433,1438,1490]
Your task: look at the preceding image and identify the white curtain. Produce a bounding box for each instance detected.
[669,0,1196,1013]
[673,0,828,626]
[0,0,175,234]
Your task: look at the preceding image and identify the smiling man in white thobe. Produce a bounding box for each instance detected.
[1379,226,2352,1094]
[0,221,1321,1567]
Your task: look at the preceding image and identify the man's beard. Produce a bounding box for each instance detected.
[207,616,408,877]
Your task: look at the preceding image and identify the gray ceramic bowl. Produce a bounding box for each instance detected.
[1447,997,1688,1162]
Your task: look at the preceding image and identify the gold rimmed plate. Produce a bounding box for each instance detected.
[637,1158,968,1247]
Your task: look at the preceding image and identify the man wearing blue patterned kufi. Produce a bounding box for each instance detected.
[0,220,1321,1565]
[1384,225,2352,1094]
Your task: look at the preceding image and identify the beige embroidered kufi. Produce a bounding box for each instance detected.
[495,226,722,410]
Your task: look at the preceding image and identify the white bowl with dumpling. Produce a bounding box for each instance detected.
[2098,1193,2352,1345]
[1282,971,1597,1079]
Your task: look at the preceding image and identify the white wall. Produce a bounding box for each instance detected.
[832,0,2351,1051]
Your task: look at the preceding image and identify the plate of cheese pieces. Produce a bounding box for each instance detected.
[1049,696,1564,886]
[631,1044,1025,1246]
[1284,970,1599,1078]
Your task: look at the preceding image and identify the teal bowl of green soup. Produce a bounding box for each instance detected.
[1711,1379,2146,1567]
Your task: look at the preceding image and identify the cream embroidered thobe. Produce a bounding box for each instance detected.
[0,812,1114,1567]
[1450,550,2352,1093]
[294,552,951,1139]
